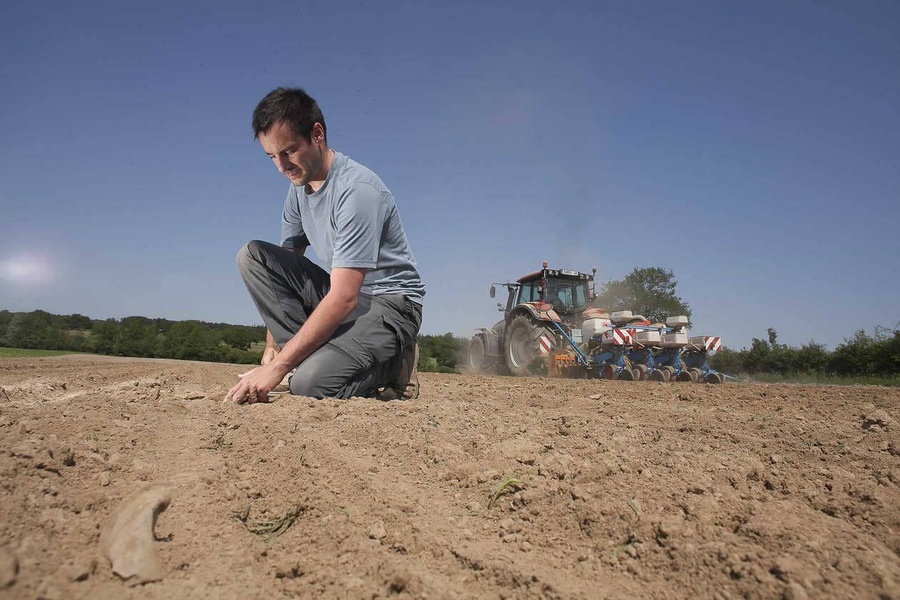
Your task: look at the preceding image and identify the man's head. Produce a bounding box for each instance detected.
[253,87,331,189]
[252,87,327,143]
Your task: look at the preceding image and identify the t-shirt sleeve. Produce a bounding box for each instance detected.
[281,186,309,250]
[331,183,388,270]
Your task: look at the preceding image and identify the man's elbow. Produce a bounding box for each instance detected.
[342,293,359,313]
[331,289,359,314]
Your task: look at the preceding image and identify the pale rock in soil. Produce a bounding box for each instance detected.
[368,520,387,540]
[863,409,894,431]
[101,482,173,586]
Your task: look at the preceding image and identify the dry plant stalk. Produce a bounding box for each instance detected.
[234,504,306,540]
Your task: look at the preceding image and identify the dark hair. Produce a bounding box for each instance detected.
[252,87,327,142]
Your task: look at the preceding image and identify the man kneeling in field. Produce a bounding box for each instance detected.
[227,87,425,404]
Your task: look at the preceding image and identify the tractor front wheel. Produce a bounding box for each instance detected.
[468,335,487,373]
[505,315,553,376]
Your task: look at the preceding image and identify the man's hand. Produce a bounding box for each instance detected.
[228,268,365,406]
[225,362,289,404]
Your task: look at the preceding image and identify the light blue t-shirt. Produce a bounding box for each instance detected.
[281,151,425,305]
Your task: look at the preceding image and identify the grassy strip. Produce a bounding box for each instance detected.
[0,348,75,358]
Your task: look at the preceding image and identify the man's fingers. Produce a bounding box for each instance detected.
[226,381,252,404]
[228,367,277,405]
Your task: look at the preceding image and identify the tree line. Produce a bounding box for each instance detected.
[592,268,898,380]
[0,310,266,364]
[709,326,899,380]
[4,304,895,380]
[0,309,466,371]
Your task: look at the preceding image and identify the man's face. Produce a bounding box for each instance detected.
[258,120,325,187]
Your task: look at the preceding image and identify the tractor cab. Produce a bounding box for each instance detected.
[491,262,595,320]
[474,262,597,375]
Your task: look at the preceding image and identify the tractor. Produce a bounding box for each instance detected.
[468,262,729,383]
[468,262,596,375]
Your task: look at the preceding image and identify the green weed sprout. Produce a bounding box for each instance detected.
[488,477,524,509]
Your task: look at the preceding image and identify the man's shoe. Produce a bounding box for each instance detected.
[376,342,419,400]
[398,342,419,400]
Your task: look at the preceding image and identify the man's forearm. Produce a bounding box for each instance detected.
[261,330,279,365]
[270,292,357,373]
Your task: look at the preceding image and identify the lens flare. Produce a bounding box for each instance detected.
[0,253,53,285]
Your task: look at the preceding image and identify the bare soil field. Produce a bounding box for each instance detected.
[0,354,898,599]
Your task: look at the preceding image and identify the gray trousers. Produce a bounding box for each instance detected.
[236,240,422,399]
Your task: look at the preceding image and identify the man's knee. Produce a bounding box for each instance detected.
[236,240,270,273]
[289,375,332,399]
[289,345,371,399]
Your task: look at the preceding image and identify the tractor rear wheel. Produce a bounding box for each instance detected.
[504,315,554,376]
[468,335,487,373]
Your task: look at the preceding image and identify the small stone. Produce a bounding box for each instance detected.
[274,559,303,579]
[99,472,111,487]
[367,520,387,540]
[863,410,893,431]
[769,454,782,465]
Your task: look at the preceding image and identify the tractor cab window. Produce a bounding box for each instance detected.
[545,279,589,313]
[518,282,540,303]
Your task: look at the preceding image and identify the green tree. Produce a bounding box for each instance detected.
[792,341,828,374]
[90,320,119,354]
[743,338,771,374]
[593,267,692,323]
[418,333,468,373]
[115,316,160,357]
[709,347,742,374]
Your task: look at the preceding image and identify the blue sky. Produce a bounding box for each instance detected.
[1,0,897,351]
